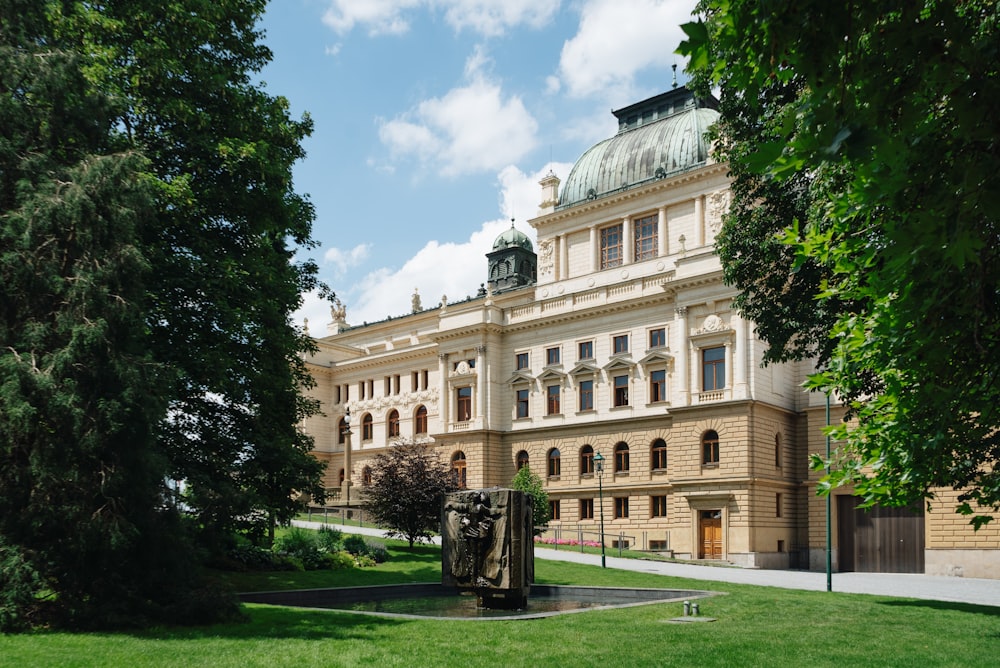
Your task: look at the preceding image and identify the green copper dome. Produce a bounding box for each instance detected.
[493,224,533,251]
[559,87,719,208]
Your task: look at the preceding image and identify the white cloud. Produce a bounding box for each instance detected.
[322,0,422,36]
[321,0,560,37]
[301,163,573,330]
[557,0,697,99]
[324,243,372,275]
[441,0,561,37]
[378,50,538,177]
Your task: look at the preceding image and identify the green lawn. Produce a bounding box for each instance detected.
[3,540,997,667]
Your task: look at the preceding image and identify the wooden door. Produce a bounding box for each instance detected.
[699,510,723,559]
[838,496,924,573]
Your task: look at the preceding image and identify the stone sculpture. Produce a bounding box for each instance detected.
[441,488,533,609]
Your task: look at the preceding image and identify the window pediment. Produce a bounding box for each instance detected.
[536,368,567,383]
[569,362,600,377]
[506,370,534,385]
[603,357,636,373]
[638,350,674,367]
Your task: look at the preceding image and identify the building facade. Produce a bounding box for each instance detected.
[303,87,999,578]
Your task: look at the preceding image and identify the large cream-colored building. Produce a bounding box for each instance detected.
[303,87,998,578]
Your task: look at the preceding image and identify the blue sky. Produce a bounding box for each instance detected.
[259,0,699,333]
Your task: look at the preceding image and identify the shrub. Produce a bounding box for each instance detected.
[342,534,368,556]
[325,551,356,570]
[316,526,343,552]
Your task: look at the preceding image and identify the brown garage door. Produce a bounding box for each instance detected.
[837,496,925,573]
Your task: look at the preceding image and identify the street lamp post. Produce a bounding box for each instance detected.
[342,409,353,506]
[593,451,607,568]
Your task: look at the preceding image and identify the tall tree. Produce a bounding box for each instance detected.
[363,443,458,548]
[680,1,1000,525]
[0,0,327,628]
[51,0,329,545]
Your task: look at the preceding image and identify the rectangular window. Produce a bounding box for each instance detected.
[384,377,391,396]
[515,388,529,418]
[776,493,783,518]
[546,346,560,365]
[614,497,630,519]
[702,346,726,391]
[600,224,623,269]
[393,374,400,394]
[580,498,594,520]
[422,369,429,390]
[650,369,666,403]
[578,379,594,411]
[368,379,374,398]
[358,381,365,400]
[613,375,629,407]
[578,340,594,360]
[649,327,666,349]
[549,500,561,521]
[411,371,419,392]
[335,385,342,404]
[546,385,561,415]
[515,352,529,370]
[456,387,472,422]
[651,495,668,518]
[613,334,629,354]
[634,214,658,261]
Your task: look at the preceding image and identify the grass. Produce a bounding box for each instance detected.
[3,539,997,668]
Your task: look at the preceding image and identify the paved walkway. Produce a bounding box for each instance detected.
[294,521,1000,608]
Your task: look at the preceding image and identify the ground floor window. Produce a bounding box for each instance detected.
[549,500,561,521]
[651,495,667,518]
[614,497,629,519]
[580,498,594,520]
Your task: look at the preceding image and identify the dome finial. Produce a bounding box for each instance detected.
[672,63,678,89]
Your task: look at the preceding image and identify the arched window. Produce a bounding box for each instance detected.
[516,450,529,470]
[414,405,428,435]
[361,413,373,441]
[651,438,667,470]
[548,448,561,477]
[451,451,467,489]
[387,409,400,437]
[702,430,720,465]
[614,442,630,472]
[362,466,372,486]
[580,445,594,475]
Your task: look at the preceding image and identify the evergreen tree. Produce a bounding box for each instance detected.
[0,0,326,628]
[511,466,549,535]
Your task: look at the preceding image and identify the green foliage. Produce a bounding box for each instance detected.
[342,534,389,564]
[511,466,550,535]
[363,442,459,547]
[316,526,344,552]
[680,1,1000,524]
[0,0,328,629]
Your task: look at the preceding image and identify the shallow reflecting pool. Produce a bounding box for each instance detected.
[240,583,717,620]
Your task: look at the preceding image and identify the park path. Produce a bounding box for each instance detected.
[292,520,1000,608]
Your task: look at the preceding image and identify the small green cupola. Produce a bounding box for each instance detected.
[487,221,536,292]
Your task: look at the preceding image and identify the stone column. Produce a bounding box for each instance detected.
[559,235,569,280]
[695,196,705,247]
[438,353,449,428]
[476,345,487,429]
[658,206,667,256]
[623,216,633,265]
[675,306,689,406]
[734,314,748,398]
[590,226,598,272]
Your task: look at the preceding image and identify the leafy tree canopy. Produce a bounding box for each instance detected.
[680,1,1000,526]
[362,442,458,548]
[511,466,549,535]
[0,0,327,628]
